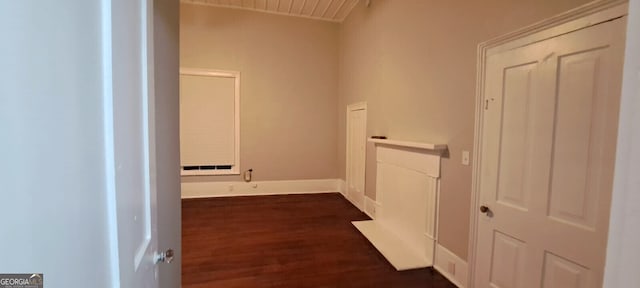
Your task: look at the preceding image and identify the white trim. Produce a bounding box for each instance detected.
[101,0,121,285]
[180,168,238,176]
[179,68,239,78]
[179,68,241,176]
[433,179,441,245]
[344,192,364,211]
[338,179,377,214]
[181,179,342,198]
[367,138,448,152]
[434,244,468,288]
[340,179,374,213]
[138,0,157,272]
[346,102,367,212]
[604,0,640,285]
[468,1,628,287]
[347,101,367,111]
[337,179,347,196]
[485,2,627,57]
[363,196,380,219]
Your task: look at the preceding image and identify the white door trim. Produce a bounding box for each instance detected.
[346,102,367,211]
[603,0,640,285]
[468,1,628,286]
[101,0,120,282]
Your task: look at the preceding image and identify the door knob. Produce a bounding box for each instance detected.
[480,205,491,214]
[155,249,175,264]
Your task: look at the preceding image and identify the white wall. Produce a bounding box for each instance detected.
[0,1,113,286]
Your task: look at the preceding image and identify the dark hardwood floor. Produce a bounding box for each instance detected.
[182,193,456,288]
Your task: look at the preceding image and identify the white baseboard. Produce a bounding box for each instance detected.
[364,196,381,219]
[181,179,341,198]
[339,179,367,212]
[434,244,468,288]
[337,179,346,196]
[344,192,363,212]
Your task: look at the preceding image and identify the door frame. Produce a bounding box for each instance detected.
[467,1,628,286]
[346,101,367,211]
[604,0,640,284]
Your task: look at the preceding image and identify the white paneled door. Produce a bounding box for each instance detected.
[475,17,626,288]
[108,0,172,286]
[347,103,367,210]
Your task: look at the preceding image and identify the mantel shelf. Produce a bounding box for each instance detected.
[368,138,448,152]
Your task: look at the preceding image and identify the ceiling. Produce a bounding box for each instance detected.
[181,0,361,22]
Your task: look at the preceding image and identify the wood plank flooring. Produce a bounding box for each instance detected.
[182,193,456,288]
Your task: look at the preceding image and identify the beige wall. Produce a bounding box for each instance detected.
[337,0,592,260]
[181,4,340,182]
[181,0,595,261]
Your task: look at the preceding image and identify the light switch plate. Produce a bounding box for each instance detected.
[462,150,470,166]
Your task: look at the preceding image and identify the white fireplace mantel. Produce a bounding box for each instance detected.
[367,138,448,151]
[353,138,447,270]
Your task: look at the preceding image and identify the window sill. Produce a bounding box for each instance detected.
[181,169,240,176]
